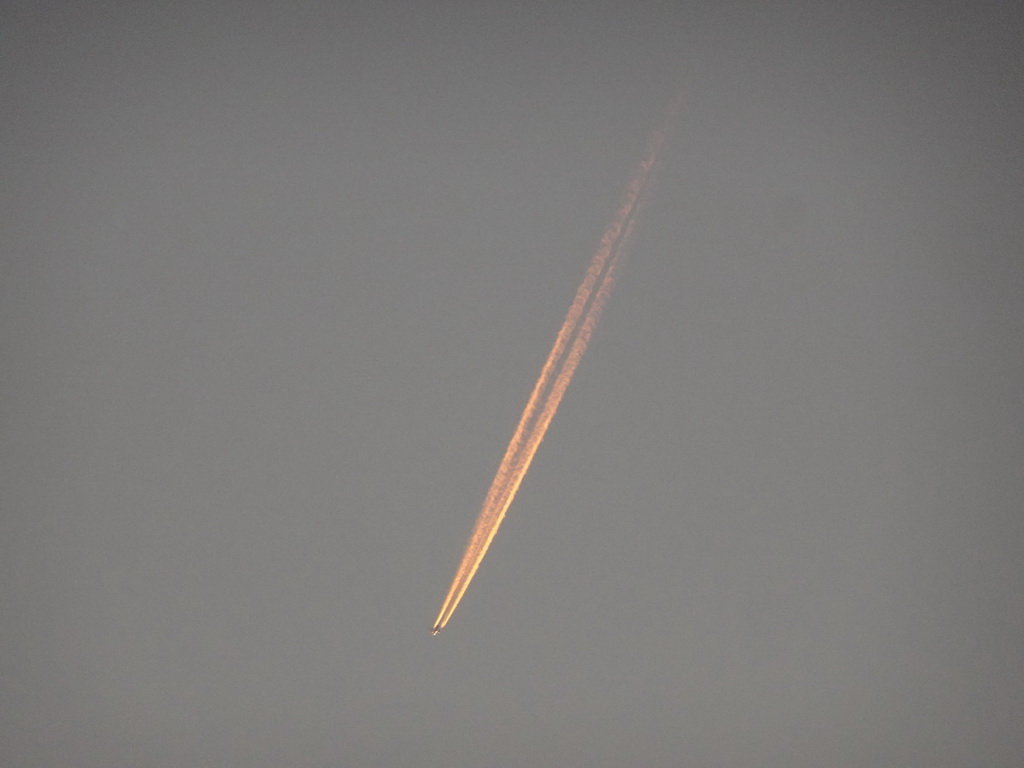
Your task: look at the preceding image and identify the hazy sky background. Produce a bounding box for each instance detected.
[3,1,1022,766]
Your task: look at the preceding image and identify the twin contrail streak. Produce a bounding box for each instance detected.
[432,94,680,635]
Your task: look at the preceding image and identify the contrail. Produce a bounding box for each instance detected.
[432,181,648,635]
[433,238,627,634]
[432,94,680,634]
[432,153,643,631]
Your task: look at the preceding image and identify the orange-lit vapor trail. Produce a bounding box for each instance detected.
[432,94,680,634]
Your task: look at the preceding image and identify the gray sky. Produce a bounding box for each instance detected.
[3,2,1022,766]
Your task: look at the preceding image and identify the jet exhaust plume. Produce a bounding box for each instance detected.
[432,93,680,634]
